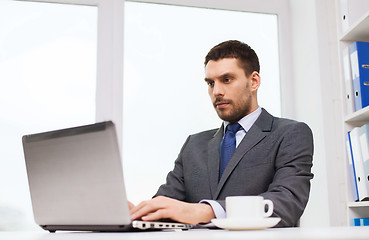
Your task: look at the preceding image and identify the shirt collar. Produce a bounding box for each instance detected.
[223,106,262,133]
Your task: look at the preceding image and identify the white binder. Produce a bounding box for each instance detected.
[359,124,369,200]
[343,46,355,115]
[350,127,369,201]
[346,132,359,201]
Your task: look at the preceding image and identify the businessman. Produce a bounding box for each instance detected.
[130,40,314,227]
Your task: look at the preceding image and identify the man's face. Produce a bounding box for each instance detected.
[205,58,259,123]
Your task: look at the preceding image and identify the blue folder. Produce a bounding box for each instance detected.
[349,41,369,111]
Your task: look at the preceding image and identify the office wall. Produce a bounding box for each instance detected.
[289,0,344,227]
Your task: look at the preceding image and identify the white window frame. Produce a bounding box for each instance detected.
[15,0,293,149]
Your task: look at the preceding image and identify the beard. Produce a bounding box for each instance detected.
[213,95,253,123]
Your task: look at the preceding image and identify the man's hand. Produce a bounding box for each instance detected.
[128,201,135,210]
[130,196,215,225]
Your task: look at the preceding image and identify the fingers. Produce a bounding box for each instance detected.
[129,196,215,224]
[141,209,168,221]
[128,201,135,210]
[130,197,168,221]
[130,200,148,220]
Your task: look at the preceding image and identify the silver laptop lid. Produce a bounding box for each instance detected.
[22,121,131,227]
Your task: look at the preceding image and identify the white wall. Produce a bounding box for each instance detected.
[289,0,346,227]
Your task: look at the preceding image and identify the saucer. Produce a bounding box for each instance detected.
[211,217,281,231]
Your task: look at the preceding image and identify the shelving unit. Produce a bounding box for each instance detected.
[340,10,369,41]
[344,106,369,125]
[338,1,369,225]
[347,201,369,208]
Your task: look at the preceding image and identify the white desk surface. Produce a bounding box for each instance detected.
[2,227,369,240]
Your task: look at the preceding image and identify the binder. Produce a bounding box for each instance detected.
[347,131,359,201]
[351,218,369,226]
[350,127,369,201]
[346,0,369,31]
[359,124,369,198]
[339,0,349,32]
[343,46,355,114]
[349,41,369,111]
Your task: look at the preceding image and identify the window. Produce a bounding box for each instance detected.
[123,1,281,203]
[0,0,290,230]
[0,0,97,230]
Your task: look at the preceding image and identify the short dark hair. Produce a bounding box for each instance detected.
[204,40,260,77]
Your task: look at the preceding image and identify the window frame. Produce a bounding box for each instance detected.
[15,0,293,149]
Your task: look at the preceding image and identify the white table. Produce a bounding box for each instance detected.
[2,227,369,240]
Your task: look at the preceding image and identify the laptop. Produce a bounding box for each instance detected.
[22,121,193,232]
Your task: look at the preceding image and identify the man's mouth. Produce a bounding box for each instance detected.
[214,100,230,109]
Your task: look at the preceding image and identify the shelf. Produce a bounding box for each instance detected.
[340,9,369,41]
[339,1,369,226]
[348,201,369,208]
[344,106,369,123]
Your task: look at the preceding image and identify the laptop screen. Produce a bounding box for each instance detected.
[23,121,131,227]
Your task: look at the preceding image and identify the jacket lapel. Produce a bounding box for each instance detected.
[207,125,224,198]
[213,109,274,199]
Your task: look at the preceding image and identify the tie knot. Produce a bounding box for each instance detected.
[226,123,241,134]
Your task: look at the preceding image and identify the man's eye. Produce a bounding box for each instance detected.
[207,81,214,87]
[224,78,231,83]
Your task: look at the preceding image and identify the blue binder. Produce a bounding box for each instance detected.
[349,41,369,111]
[351,218,369,226]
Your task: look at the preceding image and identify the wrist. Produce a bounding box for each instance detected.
[197,203,215,224]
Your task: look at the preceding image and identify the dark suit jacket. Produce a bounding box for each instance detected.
[155,108,314,227]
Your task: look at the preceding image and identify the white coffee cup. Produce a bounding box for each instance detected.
[226,196,273,219]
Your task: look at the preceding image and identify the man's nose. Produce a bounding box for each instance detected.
[213,82,225,97]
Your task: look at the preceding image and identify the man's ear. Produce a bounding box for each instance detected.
[250,71,261,92]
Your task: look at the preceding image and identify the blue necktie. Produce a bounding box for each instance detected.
[219,123,241,180]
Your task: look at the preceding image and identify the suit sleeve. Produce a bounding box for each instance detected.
[260,122,314,227]
[153,136,190,200]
